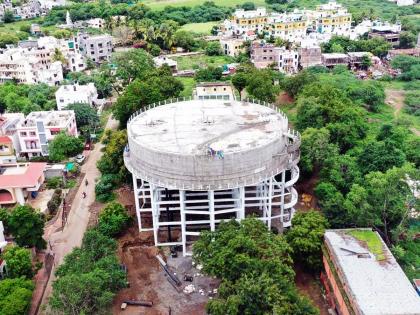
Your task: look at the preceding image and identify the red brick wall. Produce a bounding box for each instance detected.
[323,255,352,315]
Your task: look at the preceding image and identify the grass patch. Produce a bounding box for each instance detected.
[178,77,196,97]
[347,230,386,261]
[173,54,234,70]
[143,0,266,10]
[181,21,218,34]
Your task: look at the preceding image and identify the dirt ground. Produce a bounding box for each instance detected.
[294,264,330,315]
[385,88,405,117]
[112,226,217,315]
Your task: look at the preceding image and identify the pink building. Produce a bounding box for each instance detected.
[0,162,46,205]
[16,110,78,158]
[250,42,280,69]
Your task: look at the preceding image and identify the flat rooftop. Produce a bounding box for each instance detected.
[128,99,288,156]
[325,229,420,315]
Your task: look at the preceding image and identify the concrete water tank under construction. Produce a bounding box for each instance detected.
[124,97,301,256]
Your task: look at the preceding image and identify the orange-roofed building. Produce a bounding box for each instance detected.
[0,163,46,205]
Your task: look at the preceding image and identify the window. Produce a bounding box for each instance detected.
[20,132,27,137]
[30,131,36,136]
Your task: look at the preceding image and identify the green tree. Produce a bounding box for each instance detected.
[205,42,222,56]
[1,246,33,279]
[357,140,406,174]
[195,67,223,82]
[98,202,130,237]
[48,133,84,162]
[111,49,154,92]
[399,32,416,49]
[96,130,128,180]
[231,72,248,100]
[67,103,99,128]
[113,73,183,126]
[3,10,15,23]
[95,174,118,202]
[343,163,418,245]
[286,211,328,271]
[300,127,338,174]
[391,55,420,73]
[193,219,294,282]
[0,278,34,315]
[193,218,318,315]
[8,205,46,249]
[246,70,278,103]
[0,34,19,48]
[173,30,197,51]
[320,154,362,194]
[314,182,346,228]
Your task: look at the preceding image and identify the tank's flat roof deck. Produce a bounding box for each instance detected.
[128,100,287,156]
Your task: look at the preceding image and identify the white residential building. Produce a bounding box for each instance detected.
[193,82,235,101]
[0,113,25,157]
[78,33,113,63]
[220,37,246,57]
[0,48,63,86]
[86,18,105,29]
[55,83,98,110]
[0,221,7,278]
[16,110,78,158]
[278,48,299,74]
[153,56,177,72]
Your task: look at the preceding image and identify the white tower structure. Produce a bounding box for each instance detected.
[124,98,300,256]
[66,11,73,28]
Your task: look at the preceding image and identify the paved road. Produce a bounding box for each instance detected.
[38,116,119,313]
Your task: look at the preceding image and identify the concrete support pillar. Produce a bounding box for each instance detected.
[209,190,215,231]
[150,185,159,246]
[15,188,25,205]
[267,177,273,230]
[132,175,141,232]
[237,187,245,220]
[280,171,286,223]
[179,190,186,256]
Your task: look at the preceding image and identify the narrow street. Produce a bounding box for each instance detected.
[36,116,119,314]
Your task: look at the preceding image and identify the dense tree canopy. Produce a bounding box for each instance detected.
[67,103,99,128]
[50,228,126,315]
[113,69,183,126]
[1,246,33,279]
[48,133,84,162]
[98,202,130,237]
[193,219,318,315]
[0,278,34,315]
[7,205,46,250]
[286,211,329,271]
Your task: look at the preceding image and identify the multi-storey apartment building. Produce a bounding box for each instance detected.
[251,42,280,69]
[16,110,78,158]
[250,42,299,74]
[223,2,352,43]
[0,48,63,85]
[78,33,113,63]
[55,83,99,110]
[308,1,352,36]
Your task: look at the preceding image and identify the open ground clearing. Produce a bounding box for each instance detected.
[181,21,218,34]
[143,0,266,10]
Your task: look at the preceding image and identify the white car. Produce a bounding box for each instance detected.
[75,154,86,164]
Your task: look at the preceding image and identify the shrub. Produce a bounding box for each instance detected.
[1,246,33,279]
[47,189,62,215]
[46,176,63,189]
[98,202,130,237]
[95,174,118,203]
